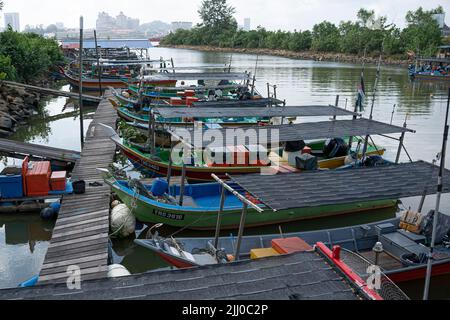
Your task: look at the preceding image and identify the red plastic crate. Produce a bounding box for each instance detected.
[25,161,51,197]
[184,90,196,97]
[271,237,313,254]
[50,171,67,191]
[170,97,184,106]
[186,97,199,106]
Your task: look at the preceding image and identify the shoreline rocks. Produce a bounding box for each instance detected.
[161,45,412,66]
[0,84,41,136]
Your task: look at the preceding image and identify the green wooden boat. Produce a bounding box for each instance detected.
[102,172,397,230]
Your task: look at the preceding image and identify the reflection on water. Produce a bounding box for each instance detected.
[1,48,450,297]
[0,215,54,289]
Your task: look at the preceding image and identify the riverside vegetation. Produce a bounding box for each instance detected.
[162,0,449,64]
[0,1,65,135]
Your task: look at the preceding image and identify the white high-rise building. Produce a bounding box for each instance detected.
[243,18,251,31]
[4,13,20,31]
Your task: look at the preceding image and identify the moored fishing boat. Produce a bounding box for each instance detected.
[101,171,397,229]
[134,211,450,283]
[408,57,450,83]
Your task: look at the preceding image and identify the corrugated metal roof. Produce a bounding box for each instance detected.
[154,105,358,119]
[169,118,414,146]
[0,251,359,300]
[144,72,250,81]
[229,161,450,211]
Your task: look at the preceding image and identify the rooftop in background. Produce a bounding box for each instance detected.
[0,251,362,300]
[61,39,153,49]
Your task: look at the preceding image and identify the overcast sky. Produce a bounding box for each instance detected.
[1,0,449,31]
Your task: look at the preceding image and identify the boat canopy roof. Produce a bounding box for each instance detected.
[416,57,450,63]
[153,104,359,119]
[151,84,248,92]
[168,118,414,147]
[143,72,250,81]
[228,161,450,211]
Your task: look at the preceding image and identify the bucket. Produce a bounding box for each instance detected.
[150,178,168,197]
[72,180,86,194]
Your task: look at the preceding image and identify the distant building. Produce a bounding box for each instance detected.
[432,13,450,37]
[96,11,139,32]
[55,22,65,30]
[4,12,20,31]
[243,18,251,31]
[171,21,192,32]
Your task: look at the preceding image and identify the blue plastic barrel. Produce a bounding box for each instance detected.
[150,178,168,197]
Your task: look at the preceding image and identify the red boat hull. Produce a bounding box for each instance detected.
[155,252,198,269]
[387,260,450,283]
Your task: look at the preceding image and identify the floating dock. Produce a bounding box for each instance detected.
[37,95,117,284]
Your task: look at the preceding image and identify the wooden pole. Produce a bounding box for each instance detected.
[333,95,340,120]
[234,203,248,261]
[214,186,227,249]
[78,16,85,149]
[94,30,103,95]
[423,87,450,300]
[179,162,187,206]
[395,115,408,164]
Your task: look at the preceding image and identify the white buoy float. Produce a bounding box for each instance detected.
[107,264,131,278]
[110,203,136,238]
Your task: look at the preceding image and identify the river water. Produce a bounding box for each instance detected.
[0,47,449,299]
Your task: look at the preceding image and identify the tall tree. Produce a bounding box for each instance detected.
[401,6,443,56]
[198,0,237,31]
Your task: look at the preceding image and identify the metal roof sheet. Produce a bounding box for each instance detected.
[143,72,250,81]
[0,251,359,300]
[229,161,450,211]
[154,105,358,119]
[169,118,414,146]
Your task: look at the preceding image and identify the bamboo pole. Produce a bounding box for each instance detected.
[78,16,84,149]
[423,87,450,300]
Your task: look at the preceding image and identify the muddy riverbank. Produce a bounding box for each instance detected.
[161,44,412,66]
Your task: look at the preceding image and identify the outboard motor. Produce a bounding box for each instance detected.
[323,138,349,158]
[364,155,387,167]
[284,140,306,152]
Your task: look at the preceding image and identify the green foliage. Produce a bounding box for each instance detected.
[401,7,442,57]
[162,4,446,59]
[311,21,340,52]
[0,55,16,80]
[0,29,64,82]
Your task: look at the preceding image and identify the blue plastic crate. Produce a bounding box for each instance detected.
[0,174,24,199]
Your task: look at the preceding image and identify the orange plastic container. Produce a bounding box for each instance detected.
[170,97,184,106]
[184,90,196,97]
[186,97,199,106]
[228,145,249,166]
[50,171,67,191]
[25,161,51,196]
[272,237,313,254]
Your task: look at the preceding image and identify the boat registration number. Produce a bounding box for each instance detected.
[152,209,185,221]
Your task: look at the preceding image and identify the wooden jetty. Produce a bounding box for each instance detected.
[1,80,102,104]
[37,95,117,284]
[0,138,81,164]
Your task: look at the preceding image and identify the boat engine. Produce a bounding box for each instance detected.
[323,138,349,158]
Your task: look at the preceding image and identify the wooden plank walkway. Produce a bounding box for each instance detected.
[0,138,81,163]
[1,80,102,103]
[38,95,117,285]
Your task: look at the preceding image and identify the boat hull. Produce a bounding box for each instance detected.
[110,181,397,230]
[411,73,450,83]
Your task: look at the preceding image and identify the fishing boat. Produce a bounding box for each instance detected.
[59,67,177,91]
[134,211,450,283]
[408,57,450,83]
[101,171,396,230]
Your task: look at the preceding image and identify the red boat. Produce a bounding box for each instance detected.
[136,211,450,284]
